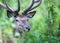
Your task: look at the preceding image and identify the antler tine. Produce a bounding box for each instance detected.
[22,0,42,14]
[16,0,20,12]
[22,0,34,14]
[0,3,13,12]
[0,3,7,9]
[4,0,14,12]
[29,0,42,11]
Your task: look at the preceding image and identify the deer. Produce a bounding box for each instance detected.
[0,0,42,43]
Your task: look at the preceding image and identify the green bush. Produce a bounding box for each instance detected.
[0,0,60,43]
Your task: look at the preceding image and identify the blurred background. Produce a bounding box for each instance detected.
[0,0,60,43]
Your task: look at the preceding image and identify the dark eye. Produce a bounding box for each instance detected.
[27,19,29,21]
[16,19,19,22]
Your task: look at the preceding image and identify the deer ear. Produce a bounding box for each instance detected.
[27,11,36,18]
[7,11,13,18]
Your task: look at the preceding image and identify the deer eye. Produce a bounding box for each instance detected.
[16,19,19,22]
[27,19,29,21]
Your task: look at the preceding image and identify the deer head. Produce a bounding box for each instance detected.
[0,0,42,36]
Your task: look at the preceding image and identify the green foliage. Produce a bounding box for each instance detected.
[0,0,60,43]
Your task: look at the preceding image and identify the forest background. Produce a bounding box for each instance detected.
[0,0,60,43]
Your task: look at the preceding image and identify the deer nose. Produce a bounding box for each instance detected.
[26,27,30,31]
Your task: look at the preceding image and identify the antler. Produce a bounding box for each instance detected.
[15,0,20,12]
[0,0,20,12]
[30,0,42,11]
[22,0,42,14]
[4,0,14,12]
[0,3,13,12]
[22,0,34,14]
